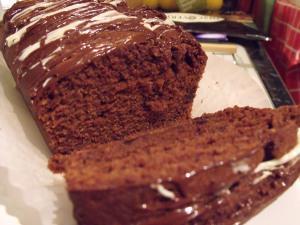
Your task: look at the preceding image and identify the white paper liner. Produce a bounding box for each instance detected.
[192,53,273,117]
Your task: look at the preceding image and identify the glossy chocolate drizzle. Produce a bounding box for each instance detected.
[122,162,297,225]
[1,0,175,104]
[132,150,261,225]
[134,141,300,225]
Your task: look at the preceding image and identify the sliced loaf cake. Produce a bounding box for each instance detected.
[0,0,207,155]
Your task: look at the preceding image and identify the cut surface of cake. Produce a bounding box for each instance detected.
[0,0,207,155]
[63,106,300,225]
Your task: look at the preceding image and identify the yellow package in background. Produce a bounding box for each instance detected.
[177,0,223,12]
[127,0,223,11]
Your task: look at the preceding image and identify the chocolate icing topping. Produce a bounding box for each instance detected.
[2,0,175,105]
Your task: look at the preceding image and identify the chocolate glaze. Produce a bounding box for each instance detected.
[69,153,300,225]
[140,157,300,225]
[1,0,176,106]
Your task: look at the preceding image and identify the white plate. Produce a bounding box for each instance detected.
[0,53,299,225]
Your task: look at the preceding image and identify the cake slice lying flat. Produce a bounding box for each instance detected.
[62,106,300,225]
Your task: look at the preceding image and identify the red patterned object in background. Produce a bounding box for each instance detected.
[265,0,300,103]
[238,0,253,13]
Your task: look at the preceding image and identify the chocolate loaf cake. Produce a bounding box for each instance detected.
[63,106,300,225]
[0,0,207,155]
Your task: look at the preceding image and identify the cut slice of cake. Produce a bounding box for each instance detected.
[0,0,207,155]
[62,106,300,225]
